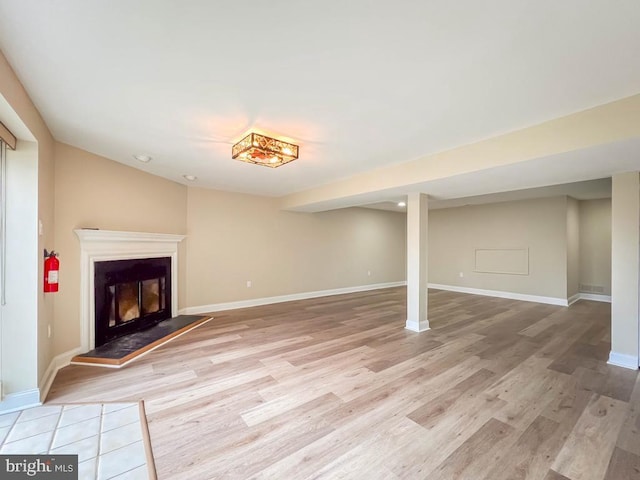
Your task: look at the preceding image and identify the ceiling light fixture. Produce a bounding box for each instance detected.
[133,154,152,163]
[183,174,197,181]
[232,132,299,168]
[398,201,406,207]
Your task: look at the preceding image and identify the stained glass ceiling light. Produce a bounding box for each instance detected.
[232,132,299,168]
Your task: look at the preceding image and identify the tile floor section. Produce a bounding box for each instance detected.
[0,403,152,479]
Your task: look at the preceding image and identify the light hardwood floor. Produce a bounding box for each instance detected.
[48,288,640,480]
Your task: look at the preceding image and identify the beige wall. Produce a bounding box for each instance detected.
[428,197,569,299]
[52,148,406,356]
[186,187,406,307]
[0,48,56,397]
[579,199,611,295]
[53,142,187,356]
[566,197,580,298]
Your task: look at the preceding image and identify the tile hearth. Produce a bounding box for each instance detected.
[72,315,213,367]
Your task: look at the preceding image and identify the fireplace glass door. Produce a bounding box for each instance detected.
[107,277,166,328]
[95,257,171,347]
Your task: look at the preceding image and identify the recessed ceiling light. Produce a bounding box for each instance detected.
[133,154,152,163]
[398,201,406,207]
[183,174,197,182]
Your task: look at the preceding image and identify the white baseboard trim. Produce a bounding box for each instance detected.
[180,281,407,315]
[428,283,569,306]
[607,351,639,370]
[0,388,41,414]
[567,294,581,306]
[0,347,82,413]
[405,320,430,332]
[577,293,611,303]
[39,347,84,403]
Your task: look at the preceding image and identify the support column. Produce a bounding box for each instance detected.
[609,172,640,369]
[406,193,429,332]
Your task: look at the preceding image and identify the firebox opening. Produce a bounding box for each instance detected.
[95,257,172,348]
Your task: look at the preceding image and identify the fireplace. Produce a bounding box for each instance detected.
[75,229,185,352]
[94,257,172,347]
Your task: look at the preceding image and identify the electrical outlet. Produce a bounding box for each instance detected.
[459,272,464,278]
[48,324,52,338]
[367,270,371,277]
[246,280,252,288]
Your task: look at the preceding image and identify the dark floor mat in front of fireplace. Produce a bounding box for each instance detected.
[71,315,213,368]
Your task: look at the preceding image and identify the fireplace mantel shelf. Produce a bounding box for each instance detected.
[74,229,185,244]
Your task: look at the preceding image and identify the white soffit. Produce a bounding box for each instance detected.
[363,178,612,212]
[294,137,638,212]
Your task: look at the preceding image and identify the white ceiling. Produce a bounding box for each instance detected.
[0,1,638,200]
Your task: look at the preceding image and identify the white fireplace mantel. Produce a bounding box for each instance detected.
[74,229,186,352]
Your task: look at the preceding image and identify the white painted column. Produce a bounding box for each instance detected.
[406,193,429,332]
[609,172,640,369]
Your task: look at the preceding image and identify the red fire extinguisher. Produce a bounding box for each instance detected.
[44,250,59,293]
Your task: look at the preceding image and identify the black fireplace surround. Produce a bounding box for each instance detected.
[94,257,171,347]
